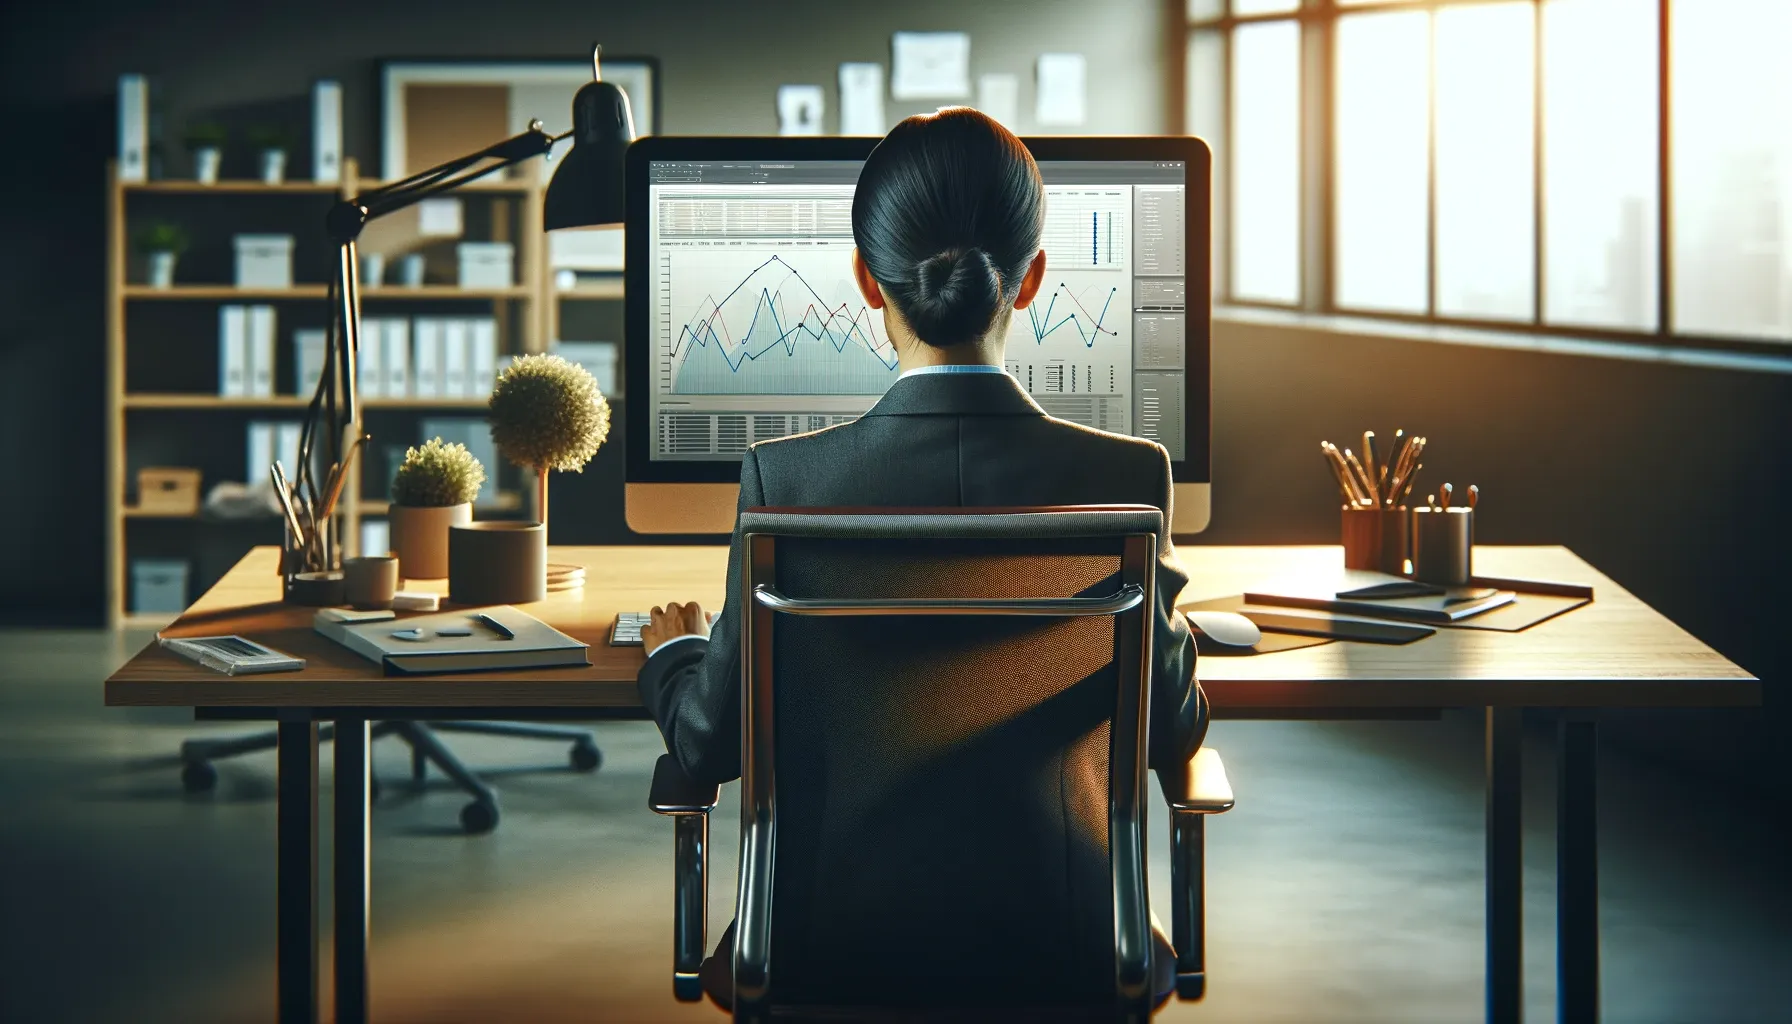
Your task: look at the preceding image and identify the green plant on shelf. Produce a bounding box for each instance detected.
[391,437,487,507]
[133,222,190,255]
[183,121,227,152]
[246,124,292,152]
[488,354,610,528]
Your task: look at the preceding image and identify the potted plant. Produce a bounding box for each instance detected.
[389,437,486,580]
[487,353,611,532]
[247,124,291,185]
[184,121,227,184]
[134,222,189,289]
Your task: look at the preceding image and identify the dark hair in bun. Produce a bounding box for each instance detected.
[852,108,1044,349]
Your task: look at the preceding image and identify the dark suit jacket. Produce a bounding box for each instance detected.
[637,369,1208,785]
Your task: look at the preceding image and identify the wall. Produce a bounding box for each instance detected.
[0,0,1180,622]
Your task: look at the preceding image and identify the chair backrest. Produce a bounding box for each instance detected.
[733,506,1161,1017]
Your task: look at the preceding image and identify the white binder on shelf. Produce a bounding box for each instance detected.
[294,330,327,397]
[470,318,498,397]
[276,423,303,481]
[312,80,342,185]
[442,319,469,397]
[357,317,384,398]
[383,319,410,397]
[219,305,248,397]
[413,318,442,398]
[246,421,274,484]
[118,74,149,182]
[247,305,276,397]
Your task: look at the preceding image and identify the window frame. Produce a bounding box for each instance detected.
[1184,0,1790,358]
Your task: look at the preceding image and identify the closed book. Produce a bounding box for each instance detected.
[293,329,328,397]
[1242,569,1517,625]
[470,318,498,397]
[276,422,303,481]
[247,305,276,397]
[118,74,149,182]
[313,605,589,675]
[312,80,342,184]
[246,421,274,483]
[443,319,470,396]
[383,319,411,397]
[413,318,442,397]
[357,317,384,398]
[219,306,248,396]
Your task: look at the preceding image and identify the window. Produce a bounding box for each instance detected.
[1186,0,1792,352]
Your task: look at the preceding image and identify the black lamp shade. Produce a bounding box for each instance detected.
[543,79,636,230]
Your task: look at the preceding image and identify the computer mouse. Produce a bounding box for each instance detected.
[1185,610,1262,649]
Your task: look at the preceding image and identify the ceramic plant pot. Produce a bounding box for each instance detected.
[193,146,221,184]
[449,521,547,605]
[147,251,177,289]
[388,502,471,580]
[260,148,287,184]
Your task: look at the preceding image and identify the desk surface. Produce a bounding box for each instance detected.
[105,545,1756,711]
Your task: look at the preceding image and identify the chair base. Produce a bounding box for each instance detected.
[178,720,600,834]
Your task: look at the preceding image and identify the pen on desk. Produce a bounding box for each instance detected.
[1361,431,1379,506]
[1323,442,1365,505]
[1400,464,1422,506]
[1440,482,1453,509]
[1342,448,1375,506]
[1322,444,1357,505]
[1380,430,1405,505]
[1426,493,1437,511]
[472,612,515,640]
[1468,484,1479,509]
[269,463,306,542]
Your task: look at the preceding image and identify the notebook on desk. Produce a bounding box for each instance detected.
[1244,569,1517,625]
[314,605,589,675]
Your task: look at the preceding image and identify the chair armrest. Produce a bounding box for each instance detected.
[1158,747,1235,814]
[649,754,719,815]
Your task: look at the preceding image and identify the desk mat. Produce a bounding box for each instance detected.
[1194,631,1334,657]
[1442,592,1591,632]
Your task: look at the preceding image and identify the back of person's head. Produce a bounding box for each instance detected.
[852,108,1045,348]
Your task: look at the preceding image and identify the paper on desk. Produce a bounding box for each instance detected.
[892,31,971,99]
[977,73,1020,128]
[1035,53,1087,127]
[777,84,825,136]
[839,62,885,135]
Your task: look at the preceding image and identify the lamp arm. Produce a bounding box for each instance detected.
[325,123,570,243]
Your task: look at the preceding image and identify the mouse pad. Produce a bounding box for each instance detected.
[1194,631,1334,657]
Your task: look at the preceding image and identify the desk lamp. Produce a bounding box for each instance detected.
[286,45,634,577]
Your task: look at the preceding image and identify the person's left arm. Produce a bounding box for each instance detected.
[1146,445,1209,770]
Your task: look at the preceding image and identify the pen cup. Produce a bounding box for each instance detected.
[343,555,400,610]
[1411,506,1474,585]
[1341,506,1410,575]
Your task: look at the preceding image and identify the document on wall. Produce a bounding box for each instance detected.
[838,63,886,135]
[777,84,825,136]
[1035,53,1087,127]
[977,73,1020,128]
[891,31,970,100]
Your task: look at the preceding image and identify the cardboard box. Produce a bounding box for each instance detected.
[234,234,295,288]
[137,467,202,515]
[457,242,514,288]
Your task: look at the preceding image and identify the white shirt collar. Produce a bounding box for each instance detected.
[896,363,1009,381]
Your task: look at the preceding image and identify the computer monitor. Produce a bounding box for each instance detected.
[623,135,1211,535]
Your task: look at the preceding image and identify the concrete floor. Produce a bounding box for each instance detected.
[1,629,1786,1023]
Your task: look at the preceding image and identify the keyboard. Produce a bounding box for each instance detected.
[610,611,650,647]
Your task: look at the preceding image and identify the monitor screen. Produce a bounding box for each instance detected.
[640,156,1194,466]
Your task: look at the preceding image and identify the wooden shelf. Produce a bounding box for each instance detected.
[358,491,523,516]
[556,277,625,299]
[122,505,201,519]
[120,612,178,630]
[363,285,531,299]
[126,394,494,410]
[126,285,329,299]
[123,180,340,194]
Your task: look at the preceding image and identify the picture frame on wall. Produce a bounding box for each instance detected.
[379,57,661,184]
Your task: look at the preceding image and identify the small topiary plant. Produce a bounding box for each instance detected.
[391,437,487,507]
[183,121,227,151]
[487,353,610,527]
[133,222,190,255]
[247,124,291,152]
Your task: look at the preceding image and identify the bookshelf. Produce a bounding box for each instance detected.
[105,156,555,627]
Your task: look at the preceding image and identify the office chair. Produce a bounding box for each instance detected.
[180,720,601,834]
[648,506,1236,1022]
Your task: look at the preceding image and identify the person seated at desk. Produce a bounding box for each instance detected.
[636,107,1209,1009]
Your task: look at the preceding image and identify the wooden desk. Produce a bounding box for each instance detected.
[106,545,1757,1024]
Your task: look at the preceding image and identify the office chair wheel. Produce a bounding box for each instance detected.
[570,739,602,772]
[460,799,499,834]
[181,760,218,793]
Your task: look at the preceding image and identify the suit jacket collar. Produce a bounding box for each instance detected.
[863,368,1047,417]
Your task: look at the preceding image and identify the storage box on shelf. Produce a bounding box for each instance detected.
[106,156,552,626]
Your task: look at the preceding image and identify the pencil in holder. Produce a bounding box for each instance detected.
[1411,506,1474,585]
[1341,506,1410,575]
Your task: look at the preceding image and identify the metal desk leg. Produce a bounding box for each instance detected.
[1557,717,1599,1024]
[334,717,371,1024]
[1485,707,1523,1024]
[276,720,319,1024]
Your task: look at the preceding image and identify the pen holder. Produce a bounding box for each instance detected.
[1341,506,1410,575]
[1411,506,1474,585]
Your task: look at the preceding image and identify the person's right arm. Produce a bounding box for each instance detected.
[635,447,765,785]
[1146,444,1208,769]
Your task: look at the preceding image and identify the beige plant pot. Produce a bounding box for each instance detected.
[449,522,547,606]
[388,502,471,580]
